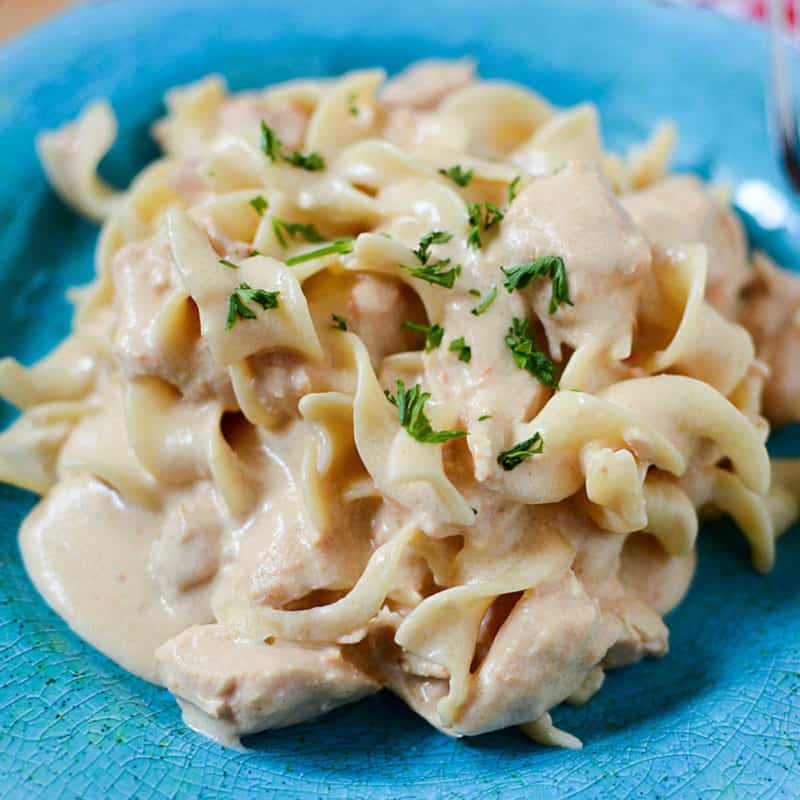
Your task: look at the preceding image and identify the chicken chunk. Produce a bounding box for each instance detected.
[157,624,379,741]
[112,238,233,403]
[738,253,800,425]
[489,161,651,358]
[452,571,618,735]
[622,175,750,318]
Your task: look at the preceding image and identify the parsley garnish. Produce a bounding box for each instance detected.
[249,195,268,216]
[403,320,444,352]
[385,379,467,444]
[449,337,472,363]
[508,175,521,204]
[470,285,497,316]
[504,317,558,388]
[225,283,280,330]
[260,120,282,162]
[468,288,482,297]
[497,432,544,471]
[282,150,325,171]
[402,230,460,287]
[501,255,573,314]
[285,238,354,265]
[478,414,492,421]
[260,120,326,171]
[439,165,473,187]
[401,261,461,289]
[467,202,504,249]
[331,314,348,331]
[219,258,240,270]
[271,217,325,248]
[348,92,358,116]
[413,230,452,265]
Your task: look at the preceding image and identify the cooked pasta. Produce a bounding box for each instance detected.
[2,60,799,749]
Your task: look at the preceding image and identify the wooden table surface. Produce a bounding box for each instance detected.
[1,0,78,42]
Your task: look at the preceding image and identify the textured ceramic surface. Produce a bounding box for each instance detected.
[0,1,798,797]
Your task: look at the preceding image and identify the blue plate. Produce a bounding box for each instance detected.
[1,1,798,797]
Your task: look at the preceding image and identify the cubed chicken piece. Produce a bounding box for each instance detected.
[452,571,618,735]
[622,175,750,318]
[157,624,379,740]
[490,161,651,359]
[738,253,800,425]
[112,238,234,403]
[348,274,425,365]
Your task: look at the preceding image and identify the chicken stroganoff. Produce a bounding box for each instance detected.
[2,60,799,749]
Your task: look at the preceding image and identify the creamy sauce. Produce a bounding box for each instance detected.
[21,474,212,682]
[2,60,798,749]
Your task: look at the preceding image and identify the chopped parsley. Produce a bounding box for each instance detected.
[285,238,354,266]
[331,314,348,331]
[348,92,359,116]
[504,317,558,388]
[403,320,444,352]
[260,120,282,162]
[225,283,280,330]
[439,165,473,187]
[218,258,240,270]
[249,195,268,216]
[501,255,573,314]
[467,202,504,249]
[470,285,498,316]
[448,336,472,363]
[401,261,461,289]
[282,150,325,171]
[385,379,467,444]
[468,288,482,297]
[271,217,325,248]
[478,414,492,421]
[508,175,521,204]
[260,120,326,171]
[413,230,452,265]
[497,432,544,471]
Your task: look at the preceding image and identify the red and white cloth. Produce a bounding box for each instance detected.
[666,0,798,30]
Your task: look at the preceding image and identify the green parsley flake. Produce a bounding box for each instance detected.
[478,414,492,421]
[449,337,472,363]
[508,175,521,204]
[285,238,354,266]
[249,195,268,216]
[414,230,452,265]
[401,260,461,289]
[272,217,325,248]
[385,379,467,444]
[438,165,473,187]
[504,317,559,388]
[331,314,348,331]
[260,120,326,171]
[282,150,325,171]
[501,255,573,314]
[466,202,504,249]
[403,320,444,352]
[260,120,282,162]
[470,285,498,316]
[225,282,280,330]
[497,432,544,471]
[348,92,358,116]
[219,258,240,270]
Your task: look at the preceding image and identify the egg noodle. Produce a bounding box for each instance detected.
[1,60,798,748]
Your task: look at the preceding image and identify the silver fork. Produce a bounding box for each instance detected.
[770,0,800,190]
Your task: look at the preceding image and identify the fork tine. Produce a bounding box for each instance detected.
[770,0,800,190]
